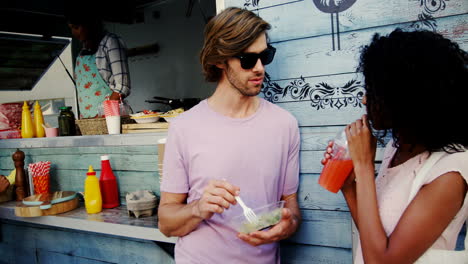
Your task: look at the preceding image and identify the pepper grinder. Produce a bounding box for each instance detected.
[13,148,26,200]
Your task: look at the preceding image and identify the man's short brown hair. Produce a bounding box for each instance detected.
[200,7,271,82]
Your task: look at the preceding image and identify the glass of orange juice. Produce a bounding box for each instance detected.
[318,130,354,193]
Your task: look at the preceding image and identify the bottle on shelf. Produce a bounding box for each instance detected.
[21,101,34,138]
[33,101,45,138]
[99,155,120,209]
[84,165,102,214]
[58,106,76,136]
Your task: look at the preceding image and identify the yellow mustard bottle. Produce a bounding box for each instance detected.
[21,101,34,138]
[33,101,45,138]
[84,165,102,214]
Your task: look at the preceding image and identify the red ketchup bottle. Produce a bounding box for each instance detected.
[99,155,120,208]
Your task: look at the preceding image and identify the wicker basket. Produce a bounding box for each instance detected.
[76,117,133,135]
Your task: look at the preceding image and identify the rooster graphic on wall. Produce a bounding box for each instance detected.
[312,0,357,50]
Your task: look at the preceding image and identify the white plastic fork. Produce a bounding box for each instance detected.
[235,196,259,223]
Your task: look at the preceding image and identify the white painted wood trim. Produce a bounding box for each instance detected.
[216,0,225,14]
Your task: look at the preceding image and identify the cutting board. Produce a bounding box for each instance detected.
[122,122,169,134]
[15,191,79,217]
[22,191,76,206]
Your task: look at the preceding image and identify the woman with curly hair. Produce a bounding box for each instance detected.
[323,28,468,263]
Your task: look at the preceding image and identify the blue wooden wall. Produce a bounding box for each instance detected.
[0,146,161,205]
[223,0,468,263]
[0,145,169,264]
[0,220,174,264]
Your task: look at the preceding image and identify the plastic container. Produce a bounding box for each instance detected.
[228,200,284,233]
[99,155,120,208]
[58,106,76,136]
[33,101,45,138]
[105,116,121,134]
[21,101,34,138]
[318,130,354,193]
[45,127,58,137]
[84,165,102,214]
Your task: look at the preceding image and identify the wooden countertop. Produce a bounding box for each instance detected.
[0,132,168,149]
[0,201,177,243]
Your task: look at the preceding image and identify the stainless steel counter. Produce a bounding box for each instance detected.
[0,132,168,149]
[0,201,177,243]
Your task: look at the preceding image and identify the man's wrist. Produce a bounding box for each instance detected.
[191,200,202,219]
[290,213,301,234]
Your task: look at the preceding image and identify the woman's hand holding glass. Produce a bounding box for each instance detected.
[345,114,377,175]
[321,141,356,189]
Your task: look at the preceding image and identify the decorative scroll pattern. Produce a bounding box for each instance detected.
[262,72,285,102]
[284,76,313,100]
[309,79,364,110]
[244,0,260,7]
[261,73,365,110]
[410,0,447,31]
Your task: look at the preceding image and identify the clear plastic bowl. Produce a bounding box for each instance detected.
[131,116,160,123]
[228,200,284,233]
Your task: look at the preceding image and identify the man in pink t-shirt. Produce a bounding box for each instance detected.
[158,7,302,264]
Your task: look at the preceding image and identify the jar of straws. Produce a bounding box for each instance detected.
[28,161,51,194]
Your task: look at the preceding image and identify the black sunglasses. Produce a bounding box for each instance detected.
[233,45,276,69]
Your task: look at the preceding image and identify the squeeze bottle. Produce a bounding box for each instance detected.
[21,101,34,138]
[33,101,45,138]
[99,155,120,208]
[84,165,102,214]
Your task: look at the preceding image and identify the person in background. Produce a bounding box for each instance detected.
[65,6,131,118]
[323,29,468,263]
[158,7,301,264]
[0,168,15,194]
[0,176,9,193]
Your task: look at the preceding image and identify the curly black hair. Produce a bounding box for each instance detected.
[358,28,468,153]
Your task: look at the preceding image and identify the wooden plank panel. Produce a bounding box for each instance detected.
[265,15,468,79]
[13,247,38,264]
[227,0,468,43]
[298,173,348,210]
[36,250,112,264]
[0,158,14,170]
[277,100,365,127]
[280,242,352,264]
[287,209,352,248]
[0,244,15,264]
[300,126,343,151]
[299,149,384,174]
[0,146,158,157]
[226,0,300,9]
[262,72,364,104]
[0,222,175,264]
[300,126,390,153]
[300,150,325,174]
[0,243,37,264]
[0,169,11,176]
[0,153,159,172]
[52,169,160,202]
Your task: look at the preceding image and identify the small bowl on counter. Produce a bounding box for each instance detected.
[130,113,160,123]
